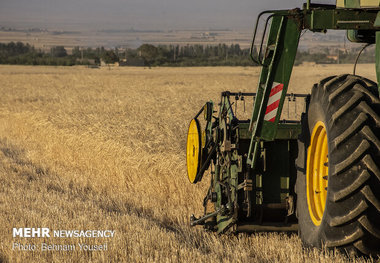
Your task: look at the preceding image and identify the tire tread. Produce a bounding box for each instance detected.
[297,74,380,256]
[333,113,367,147]
[331,170,370,202]
[325,227,363,247]
[329,200,368,227]
[333,140,370,175]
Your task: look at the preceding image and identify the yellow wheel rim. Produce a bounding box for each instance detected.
[186,119,202,184]
[306,121,329,226]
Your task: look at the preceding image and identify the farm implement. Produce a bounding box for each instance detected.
[186,0,380,256]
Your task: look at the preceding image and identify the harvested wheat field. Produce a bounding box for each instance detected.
[0,64,377,262]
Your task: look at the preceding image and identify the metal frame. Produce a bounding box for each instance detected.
[189,2,380,234]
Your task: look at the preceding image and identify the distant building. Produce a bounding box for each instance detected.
[326,55,338,61]
[119,57,145,67]
[100,60,107,67]
[100,60,120,67]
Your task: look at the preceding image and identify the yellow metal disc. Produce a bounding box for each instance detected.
[186,119,202,184]
[306,121,329,226]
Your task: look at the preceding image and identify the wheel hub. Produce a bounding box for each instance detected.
[306,121,329,226]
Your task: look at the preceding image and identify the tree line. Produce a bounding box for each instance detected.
[134,43,255,66]
[0,41,375,66]
[0,42,75,66]
[0,42,255,66]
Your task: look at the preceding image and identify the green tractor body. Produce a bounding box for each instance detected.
[186,0,380,257]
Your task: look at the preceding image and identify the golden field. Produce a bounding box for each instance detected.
[0,64,377,262]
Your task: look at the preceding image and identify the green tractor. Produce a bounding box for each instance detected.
[186,0,380,257]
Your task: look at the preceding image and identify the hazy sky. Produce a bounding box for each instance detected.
[0,0,308,30]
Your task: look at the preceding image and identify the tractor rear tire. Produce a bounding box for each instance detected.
[296,74,380,257]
